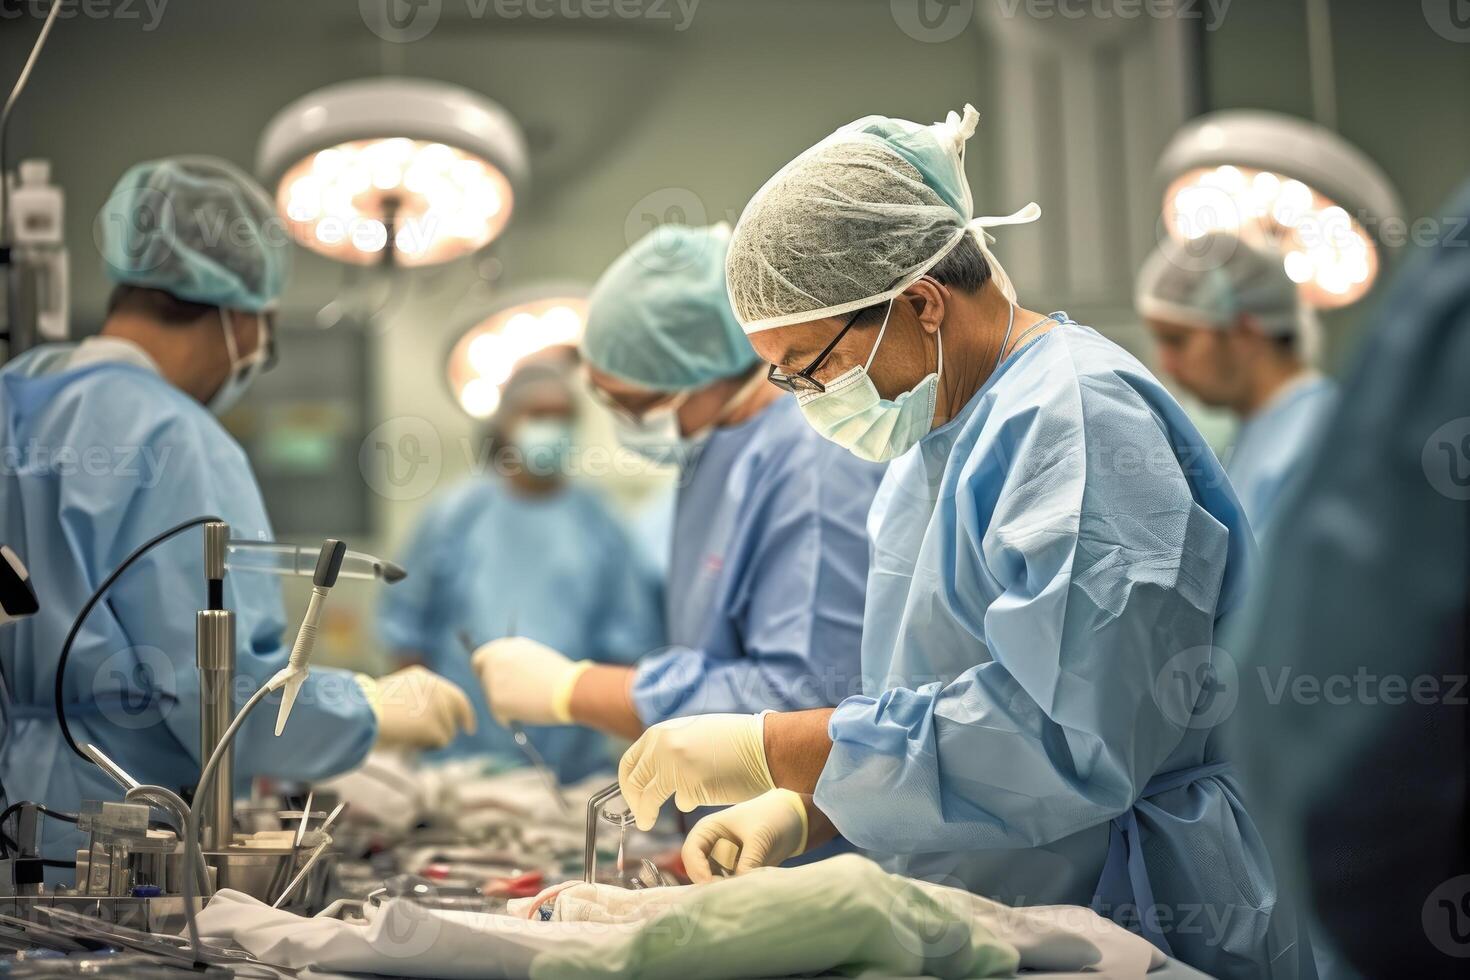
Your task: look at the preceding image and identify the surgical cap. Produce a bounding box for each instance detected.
[98,156,289,312]
[726,104,1040,334]
[1136,233,1308,336]
[582,223,758,393]
[496,356,577,420]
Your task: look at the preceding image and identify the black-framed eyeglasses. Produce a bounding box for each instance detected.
[766,308,864,395]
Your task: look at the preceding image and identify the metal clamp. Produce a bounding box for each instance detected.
[583,782,633,884]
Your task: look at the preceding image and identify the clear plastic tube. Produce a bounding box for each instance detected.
[226,541,405,582]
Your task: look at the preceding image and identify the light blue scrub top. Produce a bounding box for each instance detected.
[378,479,663,780]
[630,396,883,723]
[1226,375,1337,542]
[814,320,1301,979]
[0,342,378,863]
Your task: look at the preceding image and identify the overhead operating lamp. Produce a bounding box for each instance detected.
[1156,110,1403,310]
[256,78,527,268]
[445,289,588,419]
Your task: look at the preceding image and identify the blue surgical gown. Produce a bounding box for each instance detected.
[1227,375,1337,542]
[814,320,1301,979]
[1232,178,1470,978]
[629,396,882,724]
[0,343,377,863]
[377,479,663,780]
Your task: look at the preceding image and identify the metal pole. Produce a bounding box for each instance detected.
[196,610,235,851]
[197,522,234,850]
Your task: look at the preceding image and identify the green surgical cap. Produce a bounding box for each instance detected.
[98,156,289,312]
[582,223,758,393]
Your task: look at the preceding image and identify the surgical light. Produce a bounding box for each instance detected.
[257,79,527,268]
[446,292,588,419]
[1156,111,1402,310]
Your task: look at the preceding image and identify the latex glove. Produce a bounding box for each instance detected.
[682,790,809,882]
[472,636,591,726]
[618,713,775,831]
[360,666,475,750]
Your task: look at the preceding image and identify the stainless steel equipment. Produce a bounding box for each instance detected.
[196,523,235,852]
[584,782,637,885]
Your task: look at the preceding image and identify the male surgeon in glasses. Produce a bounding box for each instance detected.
[615,108,1306,979]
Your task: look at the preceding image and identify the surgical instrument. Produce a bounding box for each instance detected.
[227,539,405,583]
[459,631,570,814]
[583,782,634,884]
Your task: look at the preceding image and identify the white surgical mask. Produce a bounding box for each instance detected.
[796,300,1014,463]
[512,418,574,476]
[613,392,693,466]
[612,370,767,467]
[209,309,271,416]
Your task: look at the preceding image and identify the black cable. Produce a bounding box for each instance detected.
[0,799,78,858]
[54,515,220,761]
[28,803,74,823]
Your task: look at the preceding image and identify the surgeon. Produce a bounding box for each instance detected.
[0,157,472,864]
[474,224,882,757]
[615,109,1303,978]
[1231,177,1470,977]
[1137,233,1337,540]
[378,350,663,778]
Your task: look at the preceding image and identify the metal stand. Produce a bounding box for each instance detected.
[197,522,234,852]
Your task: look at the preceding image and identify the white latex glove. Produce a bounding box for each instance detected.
[682,790,810,882]
[360,666,475,750]
[472,636,591,726]
[618,713,775,831]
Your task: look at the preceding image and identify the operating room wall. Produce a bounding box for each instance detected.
[2,0,1466,673]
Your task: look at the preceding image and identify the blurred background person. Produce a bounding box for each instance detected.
[1138,233,1336,541]
[378,350,663,779]
[1234,178,1470,977]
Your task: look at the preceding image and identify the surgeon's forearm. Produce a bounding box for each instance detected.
[802,794,839,853]
[568,665,645,741]
[763,709,835,794]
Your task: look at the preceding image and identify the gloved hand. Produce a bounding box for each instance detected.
[359,666,475,750]
[618,713,775,831]
[682,790,810,882]
[472,636,591,726]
